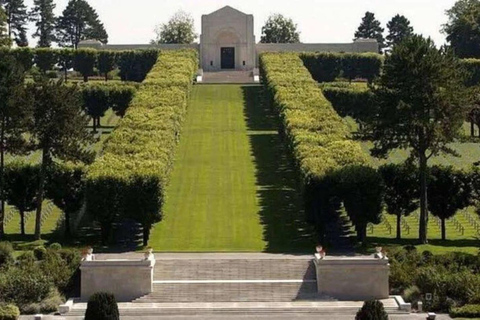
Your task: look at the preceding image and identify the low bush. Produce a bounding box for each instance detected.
[0,304,20,320]
[33,246,47,260]
[49,243,62,250]
[0,242,13,268]
[355,300,389,320]
[450,304,480,318]
[85,292,119,320]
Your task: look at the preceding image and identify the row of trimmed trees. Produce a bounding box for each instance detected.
[0,54,94,240]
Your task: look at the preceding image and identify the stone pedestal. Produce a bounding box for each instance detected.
[80,259,155,302]
[314,256,389,301]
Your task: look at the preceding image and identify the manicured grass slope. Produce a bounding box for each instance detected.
[149,85,314,252]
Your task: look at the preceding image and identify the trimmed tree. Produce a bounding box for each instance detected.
[29,0,56,47]
[73,49,97,82]
[152,10,196,44]
[0,0,28,46]
[56,0,108,49]
[85,292,119,320]
[428,166,471,240]
[29,79,95,240]
[386,14,414,48]
[46,163,85,237]
[444,0,480,58]
[354,12,385,52]
[110,86,135,118]
[97,51,116,82]
[0,55,32,239]
[356,300,389,320]
[379,163,419,239]
[34,48,58,74]
[82,85,110,132]
[366,35,470,244]
[260,14,300,43]
[58,48,74,82]
[4,161,39,235]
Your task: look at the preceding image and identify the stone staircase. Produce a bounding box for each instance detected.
[202,71,254,84]
[134,255,320,303]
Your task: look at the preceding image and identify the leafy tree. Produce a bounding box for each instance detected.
[34,48,57,74]
[366,35,469,244]
[260,14,300,43]
[11,47,33,71]
[82,85,109,132]
[0,6,11,47]
[0,0,28,46]
[386,14,414,48]
[333,165,384,243]
[97,51,116,81]
[4,161,39,235]
[110,86,135,118]
[0,55,32,239]
[73,48,97,82]
[152,10,196,44]
[57,48,74,82]
[444,0,480,58]
[354,11,385,52]
[428,166,471,240]
[29,79,95,240]
[56,0,108,49]
[29,0,56,47]
[379,163,419,239]
[46,163,85,237]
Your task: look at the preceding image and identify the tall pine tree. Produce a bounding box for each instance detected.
[30,0,56,47]
[386,14,414,48]
[56,0,108,49]
[354,11,385,52]
[0,0,28,46]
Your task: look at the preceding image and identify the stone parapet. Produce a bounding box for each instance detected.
[314,256,389,301]
[80,259,155,302]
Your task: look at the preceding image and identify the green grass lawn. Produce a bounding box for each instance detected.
[149,85,314,252]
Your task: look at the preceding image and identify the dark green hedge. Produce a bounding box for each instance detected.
[450,304,480,318]
[86,49,198,246]
[300,52,383,83]
[321,85,374,124]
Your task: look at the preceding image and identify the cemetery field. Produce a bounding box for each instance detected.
[149,84,314,252]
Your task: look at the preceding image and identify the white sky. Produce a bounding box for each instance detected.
[23,0,458,46]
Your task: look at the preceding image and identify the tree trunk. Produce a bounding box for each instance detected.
[105,73,108,82]
[419,151,428,244]
[34,149,49,240]
[97,117,101,130]
[143,224,150,247]
[471,121,475,137]
[100,223,111,245]
[396,213,402,240]
[64,68,68,83]
[65,210,71,238]
[20,210,25,236]
[0,119,5,239]
[92,117,97,133]
[441,218,446,241]
[83,74,88,82]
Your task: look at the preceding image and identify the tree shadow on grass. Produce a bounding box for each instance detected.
[242,85,315,254]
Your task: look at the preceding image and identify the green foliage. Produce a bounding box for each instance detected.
[355,300,389,320]
[117,49,159,82]
[73,49,97,82]
[386,14,414,48]
[461,58,480,86]
[444,0,480,58]
[379,163,419,239]
[450,304,480,318]
[152,10,196,44]
[97,50,117,81]
[260,14,300,43]
[29,0,56,48]
[11,47,33,71]
[321,86,374,125]
[34,47,57,73]
[49,243,61,250]
[56,0,108,48]
[367,35,470,244]
[57,48,74,80]
[81,84,109,131]
[354,12,385,52]
[86,49,198,245]
[260,52,368,243]
[33,246,47,260]
[0,304,19,320]
[0,7,11,47]
[85,292,119,320]
[0,242,13,268]
[300,52,383,83]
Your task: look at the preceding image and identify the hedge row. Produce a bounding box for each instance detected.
[259,52,370,241]
[0,48,159,82]
[450,304,480,318]
[86,49,198,246]
[300,52,383,83]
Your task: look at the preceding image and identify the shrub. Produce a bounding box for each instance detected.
[33,246,47,260]
[49,243,62,250]
[355,300,389,320]
[0,304,20,320]
[34,48,57,74]
[0,242,14,268]
[85,292,119,320]
[16,251,35,266]
[450,304,480,318]
[0,266,52,306]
